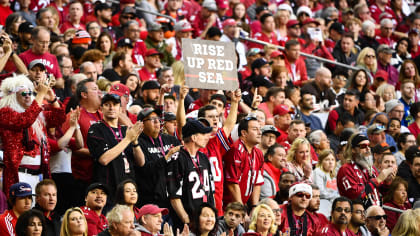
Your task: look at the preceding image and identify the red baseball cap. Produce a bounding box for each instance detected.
[375,70,388,81]
[270,50,283,58]
[222,19,236,28]
[138,204,169,220]
[286,19,300,28]
[145,49,163,58]
[216,0,228,8]
[110,83,130,97]
[302,18,320,26]
[273,104,293,116]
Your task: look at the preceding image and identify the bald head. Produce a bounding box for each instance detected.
[315,67,332,89]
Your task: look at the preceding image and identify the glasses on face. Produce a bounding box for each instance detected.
[353,210,365,215]
[368,215,387,220]
[38,41,50,45]
[122,15,135,20]
[144,117,160,123]
[366,54,376,58]
[358,143,370,149]
[295,192,311,199]
[334,207,352,213]
[21,91,35,97]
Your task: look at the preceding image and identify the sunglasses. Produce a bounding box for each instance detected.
[334,207,352,213]
[368,215,387,220]
[21,91,35,97]
[295,192,311,199]
[358,143,370,149]
[122,15,135,19]
[366,55,376,58]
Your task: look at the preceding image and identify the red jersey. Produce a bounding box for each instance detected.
[375,35,395,47]
[223,139,264,206]
[337,161,381,207]
[62,107,102,182]
[138,66,156,82]
[369,3,396,24]
[408,122,420,140]
[248,31,278,49]
[0,5,12,26]
[49,2,69,26]
[312,212,330,228]
[19,50,63,79]
[200,128,232,215]
[29,0,50,12]
[0,210,17,236]
[60,21,86,33]
[191,12,216,38]
[81,206,108,236]
[187,99,205,114]
[132,40,147,67]
[284,56,308,87]
[314,224,356,236]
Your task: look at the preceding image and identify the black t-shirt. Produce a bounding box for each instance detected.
[136,132,181,208]
[87,121,136,200]
[102,69,122,82]
[167,147,215,216]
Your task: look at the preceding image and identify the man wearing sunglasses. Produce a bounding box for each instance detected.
[314,197,354,236]
[337,133,396,208]
[87,93,144,202]
[365,205,389,236]
[278,183,319,235]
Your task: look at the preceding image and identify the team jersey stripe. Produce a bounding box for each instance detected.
[216,129,230,151]
[5,214,15,236]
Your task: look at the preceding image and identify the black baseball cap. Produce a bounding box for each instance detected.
[371,142,396,154]
[261,125,280,137]
[351,133,369,148]
[182,119,213,138]
[251,75,274,88]
[121,6,136,16]
[101,93,121,105]
[86,183,109,195]
[329,22,344,34]
[18,22,34,34]
[210,94,227,107]
[163,112,176,121]
[117,38,134,48]
[95,2,112,12]
[142,81,160,91]
[137,107,162,121]
[251,58,272,71]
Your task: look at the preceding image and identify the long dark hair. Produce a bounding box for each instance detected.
[191,203,218,236]
[15,209,47,236]
[114,179,138,205]
[349,69,370,93]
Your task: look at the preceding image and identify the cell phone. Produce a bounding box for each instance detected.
[307,27,323,42]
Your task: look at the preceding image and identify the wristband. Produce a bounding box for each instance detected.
[10,51,14,57]
[133,143,140,148]
[48,97,57,104]
[251,106,258,111]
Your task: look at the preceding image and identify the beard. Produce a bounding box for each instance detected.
[355,151,374,175]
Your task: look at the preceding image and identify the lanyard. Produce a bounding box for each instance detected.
[149,135,166,158]
[102,120,123,141]
[82,107,100,122]
[286,204,307,236]
[185,148,207,202]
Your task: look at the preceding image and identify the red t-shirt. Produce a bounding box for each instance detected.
[0,5,12,26]
[62,107,102,182]
[314,223,356,236]
[60,21,86,33]
[29,0,50,12]
[138,66,157,82]
[248,31,278,49]
[369,3,396,24]
[200,128,232,215]
[409,122,420,139]
[81,206,108,236]
[0,210,17,236]
[19,50,63,79]
[223,139,264,206]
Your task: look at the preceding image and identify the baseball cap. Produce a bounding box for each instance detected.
[278,4,293,15]
[286,19,300,28]
[120,0,135,3]
[117,38,134,48]
[261,125,280,137]
[28,59,46,70]
[72,30,91,44]
[405,145,420,161]
[142,80,160,91]
[251,75,274,88]
[145,48,163,58]
[377,44,395,54]
[110,84,130,97]
[270,50,283,59]
[289,183,312,198]
[246,48,263,57]
[374,70,388,81]
[367,124,386,135]
[351,133,369,148]
[101,93,121,105]
[251,58,272,71]
[302,18,320,26]
[210,94,227,106]
[385,99,403,113]
[121,6,136,16]
[215,0,228,9]
[202,0,218,11]
[174,20,193,32]
[222,19,236,28]
[371,142,396,154]
[137,107,162,121]
[256,6,269,15]
[86,183,109,195]
[163,112,176,121]
[18,22,34,34]
[95,2,112,12]
[149,22,163,31]
[182,119,213,138]
[329,22,344,34]
[273,104,293,116]
[296,6,312,17]
[339,128,355,146]
[137,204,169,219]
[9,182,33,198]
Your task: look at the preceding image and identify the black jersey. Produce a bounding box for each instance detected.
[167,147,215,216]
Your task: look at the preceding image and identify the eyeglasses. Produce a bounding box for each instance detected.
[21,91,35,97]
[272,209,281,215]
[383,27,393,30]
[144,117,160,123]
[295,192,311,199]
[334,207,352,213]
[368,215,387,220]
[366,55,376,58]
[122,15,135,19]
[353,210,365,215]
[358,143,370,149]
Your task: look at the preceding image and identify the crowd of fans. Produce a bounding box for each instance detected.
[1,0,420,235]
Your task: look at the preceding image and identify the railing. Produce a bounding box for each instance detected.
[108,0,176,23]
